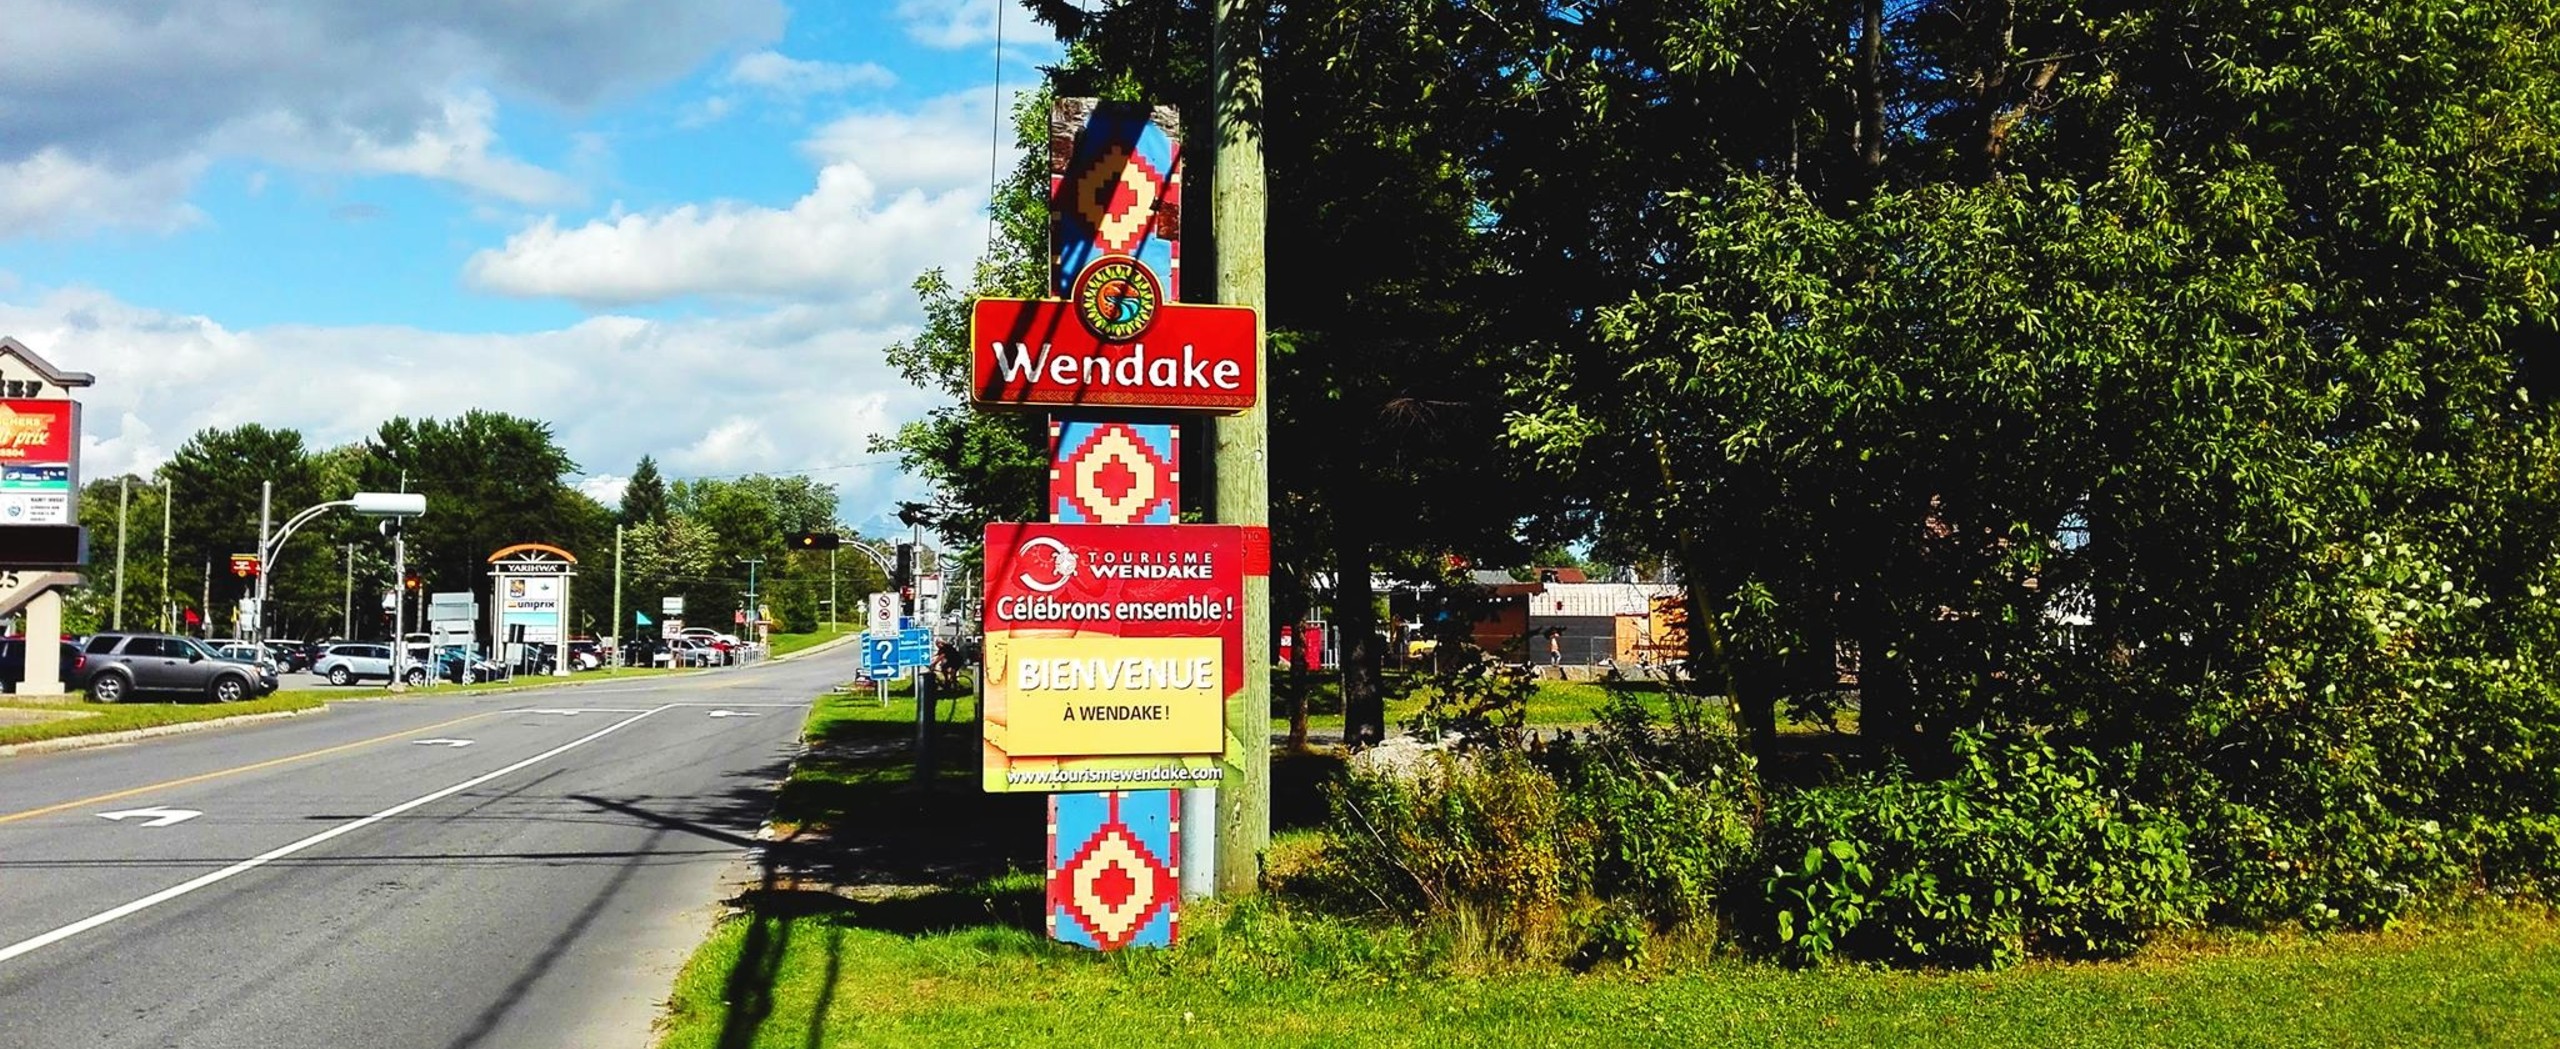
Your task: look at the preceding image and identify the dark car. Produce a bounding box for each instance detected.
[80,632,280,703]
[621,638,669,667]
[264,639,314,672]
[0,637,83,693]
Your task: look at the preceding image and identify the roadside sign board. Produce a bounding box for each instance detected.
[979,522,1245,792]
[861,627,934,676]
[0,400,75,526]
[867,591,896,635]
[661,618,683,640]
[970,298,1258,413]
[660,595,684,615]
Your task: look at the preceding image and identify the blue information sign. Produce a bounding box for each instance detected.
[863,627,935,675]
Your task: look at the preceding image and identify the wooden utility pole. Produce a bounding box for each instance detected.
[1211,0,1271,895]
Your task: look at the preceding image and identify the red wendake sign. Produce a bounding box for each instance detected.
[971,298,1259,412]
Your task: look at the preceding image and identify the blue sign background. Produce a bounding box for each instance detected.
[863,627,934,675]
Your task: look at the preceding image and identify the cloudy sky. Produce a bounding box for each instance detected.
[0,0,1055,534]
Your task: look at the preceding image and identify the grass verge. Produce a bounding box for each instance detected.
[768,626,858,658]
[0,693,325,746]
[0,667,689,748]
[656,686,2560,1048]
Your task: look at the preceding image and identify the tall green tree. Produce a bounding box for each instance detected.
[621,455,669,526]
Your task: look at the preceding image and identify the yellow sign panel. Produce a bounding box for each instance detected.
[994,635,1223,757]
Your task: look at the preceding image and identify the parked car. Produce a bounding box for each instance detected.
[211,642,279,673]
[430,645,504,683]
[79,632,279,703]
[565,638,607,671]
[311,642,427,686]
[0,637,83,693]
[264,639,313,672]
[622,638,671,667]
[665,637,718,667]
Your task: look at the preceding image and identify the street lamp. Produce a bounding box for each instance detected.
[252,490,426,658]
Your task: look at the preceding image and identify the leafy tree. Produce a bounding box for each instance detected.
[361,411,613,638]
[158,424,328,638]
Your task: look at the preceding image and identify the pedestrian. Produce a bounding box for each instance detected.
[1546,628,1563,668]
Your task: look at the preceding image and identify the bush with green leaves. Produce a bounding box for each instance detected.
[1758,732,2199,968]
[1308,683,1759,965]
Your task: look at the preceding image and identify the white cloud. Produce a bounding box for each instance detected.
[0,149,205,237]
[1,285,930,523]
[461,91,1008,308]
[893,0,1055,51]
[724,50,898,97]
[576,473,630,506]
[0,0,784,233]
[801,91,1007,197]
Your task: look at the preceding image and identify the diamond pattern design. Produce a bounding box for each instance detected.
[1047,790,1181,950]
[1050,420,1178,525]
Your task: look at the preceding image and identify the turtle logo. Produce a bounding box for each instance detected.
[1072,256,1161,342]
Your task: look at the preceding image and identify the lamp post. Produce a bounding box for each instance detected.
[253,491,427,678]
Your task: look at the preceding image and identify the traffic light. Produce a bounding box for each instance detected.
[229,553,261,578]
[893,542,914,588]
[895,501,930,528]
[403,573,423,592]
[791,532,842,550]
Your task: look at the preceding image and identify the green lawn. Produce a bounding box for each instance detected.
[1287,676,1850,739]
[0,666,687,747]
[769,625,858,658]
[653,686,2560,1049]
[659,897,2560,1048]
[0,693,326,746]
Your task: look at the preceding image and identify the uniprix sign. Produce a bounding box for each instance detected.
[0,400,73,463]
[982,522,1246,792]
[971,286,1259,413]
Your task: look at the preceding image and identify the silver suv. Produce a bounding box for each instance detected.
[81,632,279,703]
[312,643,426,686]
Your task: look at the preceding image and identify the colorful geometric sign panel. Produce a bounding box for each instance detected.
[1048,790,1180,950]
[1051,100,1181,301]
[982,522,1244,792]
[1051,420,1178,525]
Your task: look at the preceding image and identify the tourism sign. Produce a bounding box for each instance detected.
[981,522,1244,792]
[969,293,1258,413]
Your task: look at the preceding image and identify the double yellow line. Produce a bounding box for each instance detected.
[0,709,504,826]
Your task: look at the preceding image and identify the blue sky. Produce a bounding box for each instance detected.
[0,0,1057,535]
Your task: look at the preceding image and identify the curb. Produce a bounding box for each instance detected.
[0,705,327,759]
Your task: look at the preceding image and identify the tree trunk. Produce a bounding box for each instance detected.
[1282,577,1311,750]
[1858,0,1886,176]
[1333,532,1385,748]
[1856,605,1912,765]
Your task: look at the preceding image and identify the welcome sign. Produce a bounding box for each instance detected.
[982,522,1244,792]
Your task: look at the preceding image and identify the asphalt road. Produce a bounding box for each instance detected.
[0,646,850,1049]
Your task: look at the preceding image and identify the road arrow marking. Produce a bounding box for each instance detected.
[97,807,201,828]
[706,710,760,718]
[412,738,475,748]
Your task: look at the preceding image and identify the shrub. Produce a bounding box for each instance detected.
[1313,750,1591,959]
[1757,731,2199,968]
[1306,682,1760,965]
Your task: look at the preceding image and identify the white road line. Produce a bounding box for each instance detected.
[0,705,674,968]
[664,702,811,708]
